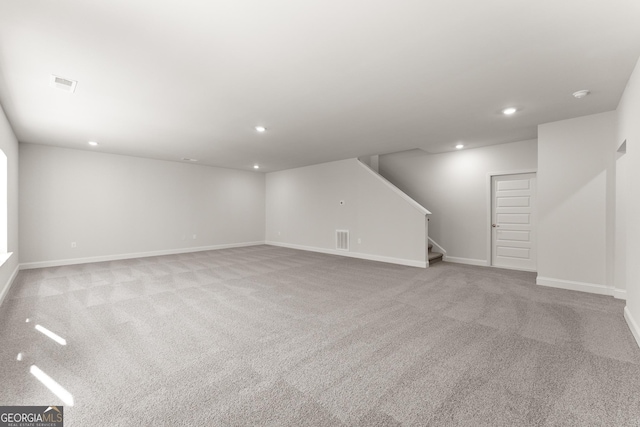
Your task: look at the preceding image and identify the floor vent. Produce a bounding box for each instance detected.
[336,230,349,251]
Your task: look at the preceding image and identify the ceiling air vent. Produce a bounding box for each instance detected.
[49,75,77,93]
[336,230,349,251]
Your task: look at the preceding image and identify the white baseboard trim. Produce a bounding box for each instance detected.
[613,288,627,300]
[19,241,266,270]
[536,276,613,297]
[265,241,426,268]
[0,262,20,308]
[624,306,640,349]
[443,256,487,267]
[490,265,537,273]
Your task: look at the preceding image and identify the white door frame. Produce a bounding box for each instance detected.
[486,169,537,269]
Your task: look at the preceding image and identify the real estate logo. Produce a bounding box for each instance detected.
[0,406,63,427]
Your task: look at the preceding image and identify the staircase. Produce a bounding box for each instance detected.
[428,242,443,264]
[356,157,436,268]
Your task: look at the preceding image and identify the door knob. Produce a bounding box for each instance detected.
[492,224,499,228]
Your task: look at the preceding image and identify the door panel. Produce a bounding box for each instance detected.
[497,230,530,241]
[492,173,536,271]
[496,179,530,191]
[496,213,530,224]
[496,247,530,258]
[497,197,530,207]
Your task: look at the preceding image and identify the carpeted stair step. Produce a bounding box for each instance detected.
[427,241,443,264]
[428,251,443,263]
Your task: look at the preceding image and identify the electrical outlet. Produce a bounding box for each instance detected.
[71,242,76,248]
[357,238,362,244]
[278,231,281,236]
[192,234,197,239]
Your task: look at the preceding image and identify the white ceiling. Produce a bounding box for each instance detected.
[1,0,639,172]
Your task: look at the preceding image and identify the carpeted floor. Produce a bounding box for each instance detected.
[1,245,639,426]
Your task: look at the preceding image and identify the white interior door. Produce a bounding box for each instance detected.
[491,173,536,271]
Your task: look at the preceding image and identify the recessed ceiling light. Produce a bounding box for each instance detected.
[253,164,260,169]
[182,158,198,162]
[88,141,98,146]
[573,89,590,99]
[456,144,464,149]
[255,126,266,132]
[502,107,517,115]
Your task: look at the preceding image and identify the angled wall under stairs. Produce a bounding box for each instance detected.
[266,158,433,267]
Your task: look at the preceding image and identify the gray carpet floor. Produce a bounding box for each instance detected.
[1,245,639,426]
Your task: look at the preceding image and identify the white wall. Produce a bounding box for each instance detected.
[0,105,19,304]
[19,144,265,266]
[615,143,628,297]
[537,112,616,295]
[618,56,640,346]
[379,140,538,265]
[265,158,427,267]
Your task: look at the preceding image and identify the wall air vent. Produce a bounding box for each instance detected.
[49,75,77,93]
[336,230,349,251]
